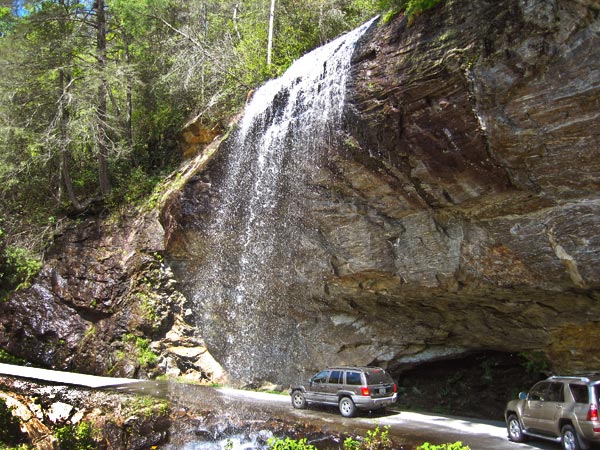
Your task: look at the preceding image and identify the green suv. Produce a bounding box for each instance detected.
[289,366,397,417]
[505,376,600,450]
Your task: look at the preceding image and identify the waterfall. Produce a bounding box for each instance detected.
[192,18,377,384]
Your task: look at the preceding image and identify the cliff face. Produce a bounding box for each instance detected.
[165,0,600,380]
[1,0,599,385]
[337,0,600,373]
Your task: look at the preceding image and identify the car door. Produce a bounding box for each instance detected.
[324,370,343,403]
[535,382,565,435]
[306,370,330,402]
[521,381,550,431]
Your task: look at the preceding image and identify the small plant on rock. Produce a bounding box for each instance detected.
[0,398,25,446]
[54,421,95,450]
[268,437,318,450]
[344,425,393,450]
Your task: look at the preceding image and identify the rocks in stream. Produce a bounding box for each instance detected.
[0,377,171,450]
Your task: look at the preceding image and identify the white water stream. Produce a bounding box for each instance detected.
[193,18,377,383]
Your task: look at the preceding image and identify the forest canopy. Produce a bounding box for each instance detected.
[0,0,440,254]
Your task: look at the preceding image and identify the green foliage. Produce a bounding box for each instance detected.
[125,395,169,418]
[0,398,24,446]
[54,422,95,450]
[377,0,445,23]
[415,442,471,450]
[122,333,158,368]
[0,229,42,300]
[343,425,393,450]
[518,351,550,375]
[0,349,26,366]
[268,437,318,450]
[1,0,383,249]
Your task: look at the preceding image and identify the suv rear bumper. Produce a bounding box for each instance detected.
[354,393,397,410]
[578,421,600,442]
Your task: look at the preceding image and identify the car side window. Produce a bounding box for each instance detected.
[528,382,549,401]
[329,370,343,384]
[346,371,362,385]
[570,384,589,403]
[547,383,564,402]
[312,370,330,384]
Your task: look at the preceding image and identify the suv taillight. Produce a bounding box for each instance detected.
[393,383,397,393]
[587,404,599,421]
[361,387,370,396]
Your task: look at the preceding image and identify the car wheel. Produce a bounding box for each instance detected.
[339,397,356,418]
[291,390,307,409]
[507,415,527,443]
[561,425,585,450]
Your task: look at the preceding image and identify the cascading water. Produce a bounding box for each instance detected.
[192,18,377,384]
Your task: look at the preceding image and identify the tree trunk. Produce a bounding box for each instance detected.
[95,0,110,198]
[124,33,133,152]
[267,0,275,65]
[58,69,82,212]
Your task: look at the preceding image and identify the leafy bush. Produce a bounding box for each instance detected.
[0,398,24,446]
[344,425,393,450]
[0,349,26,365]
[54,422,95,450]
[416,442,471,450]
[0,228,42,301]
[268,437,317,450]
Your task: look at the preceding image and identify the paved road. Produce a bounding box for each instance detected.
[168,385,556,450]
[0,362,141,388]
[0,364,556,449]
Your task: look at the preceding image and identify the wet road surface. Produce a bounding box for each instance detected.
[0,364,557,449]
[166,383,557,450]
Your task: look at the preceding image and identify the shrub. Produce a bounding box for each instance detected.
[0,349,26,365]
[268,437,318,450]
[0,398,24,446]
[0,228,42,301]
[121,333,158,368]
[54,422,95,450]
[344,425,393,450]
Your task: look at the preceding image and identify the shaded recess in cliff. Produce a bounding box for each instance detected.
[163,0,600,383]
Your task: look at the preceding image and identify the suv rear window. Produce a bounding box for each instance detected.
[346,371,362,385]
[570,384,589,403]
[365,369,393,385]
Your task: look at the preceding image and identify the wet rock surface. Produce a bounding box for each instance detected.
[0,376,172,450]
[0,212,225,383]
[165,0,600,382]
[0,377,353,450]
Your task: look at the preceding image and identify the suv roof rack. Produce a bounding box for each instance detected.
[548,375,600,383]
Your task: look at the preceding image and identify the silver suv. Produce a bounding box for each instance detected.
[289,366,397,417]
[505,376,600,450]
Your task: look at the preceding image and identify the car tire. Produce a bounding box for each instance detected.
[291,390,307,409]
[561,425,587,450]
[507,414,527,443]
[339,397,356,418]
